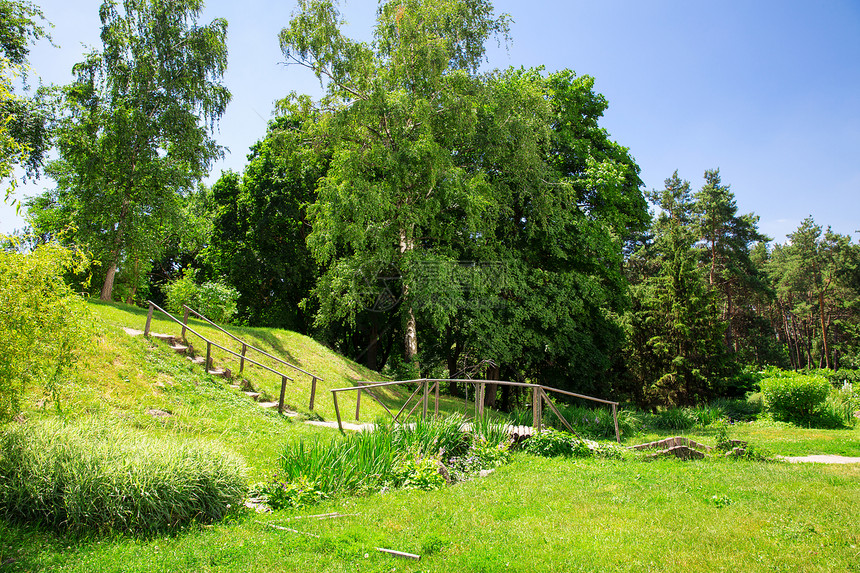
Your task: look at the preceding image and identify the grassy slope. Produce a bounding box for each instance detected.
[4,300,860,571]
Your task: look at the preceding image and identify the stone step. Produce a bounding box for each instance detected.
[207,368,228,377]
[169,344,189,353]
[244,391,261,400]
[188,356,206,365]
[258,401,279,409]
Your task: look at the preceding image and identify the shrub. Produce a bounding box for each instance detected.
[0,419,248,533]
[760,371,830,424]
[164,268,238,324]
[0,240,92,419]
[521,428,621,459]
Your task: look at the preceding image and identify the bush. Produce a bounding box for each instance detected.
[0,240,92,419]
[0,419,248,533]
[164,268,238,324]
[760,371,830,424]
[521,428,622,459]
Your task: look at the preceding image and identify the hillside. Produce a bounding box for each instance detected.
[18,300,445,480]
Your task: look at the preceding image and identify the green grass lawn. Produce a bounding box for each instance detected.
[4,300,859,572]
[2,453,858,572]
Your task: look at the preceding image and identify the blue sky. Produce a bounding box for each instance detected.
[3,0,859,243]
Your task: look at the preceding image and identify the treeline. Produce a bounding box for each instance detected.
[6,0,860,409]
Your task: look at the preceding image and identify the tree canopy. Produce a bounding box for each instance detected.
[28,0,230,301]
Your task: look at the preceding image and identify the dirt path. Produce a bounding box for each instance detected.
[781,455,860,464]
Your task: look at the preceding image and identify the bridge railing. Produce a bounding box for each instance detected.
[330,378,621,442]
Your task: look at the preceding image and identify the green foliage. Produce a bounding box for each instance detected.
[0,418,247,533]
[269,415,511,509]
[521,428,621,459]
[31,0,230,301]
[650,407,698,431]
[711,395,763,422]
[0,239,91,419]
[0,0,51,202]
[760,370,830,424]
[164,267,238,325]
[206,114,324,332]
[824,381,859,426]
[253,476,327,510]
[543,403,642,440]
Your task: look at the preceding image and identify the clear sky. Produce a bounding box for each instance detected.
[3,0,859,243]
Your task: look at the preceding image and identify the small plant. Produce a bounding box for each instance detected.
[253,476,327,510]
[164,268,239,324]
[521,428,621,459]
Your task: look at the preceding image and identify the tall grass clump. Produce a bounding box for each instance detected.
[0,419,247,533]
[265,415,513,509]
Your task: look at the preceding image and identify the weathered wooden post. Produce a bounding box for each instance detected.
[239,343,247,373]
[612,403,620,443]
[422,379,429,420]
[355,385,362,421]
[309,377,317,410]
[278,375,288,414]
[434,381,440,418]
[532,385,542,432]
[332,390,344,432]
[205,341,212,372]
[144,303,154,336]
[181,306,190,340]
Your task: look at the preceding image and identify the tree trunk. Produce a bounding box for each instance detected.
[400,228,418,364]
[818,291,831,369]
[100,197,131,302]
[484,363,499,409]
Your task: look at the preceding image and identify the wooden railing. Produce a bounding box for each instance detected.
[143,300,317,413]
[179,305,323,409]
[330,378,621,442]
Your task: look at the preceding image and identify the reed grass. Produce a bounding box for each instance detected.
[0,418,247,533]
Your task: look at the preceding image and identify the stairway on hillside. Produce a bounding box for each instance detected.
[123,327,296,415]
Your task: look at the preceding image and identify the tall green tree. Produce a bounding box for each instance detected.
[692,168,770,358]
[29,0,230,301]
[626,172,729,406]
[279,0,510,366]
[0,0,51,203]
[206,112,327,331]
[766,217,860,370]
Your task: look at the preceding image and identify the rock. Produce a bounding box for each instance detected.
[146,408,172,418]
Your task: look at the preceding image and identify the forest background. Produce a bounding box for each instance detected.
[3,0,860,410]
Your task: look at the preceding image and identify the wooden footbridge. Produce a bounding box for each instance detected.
[332,378,621,443]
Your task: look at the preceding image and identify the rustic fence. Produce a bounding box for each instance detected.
[330,378,621,442]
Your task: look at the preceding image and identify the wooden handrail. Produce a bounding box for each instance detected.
[331,377,621,442]
[182,304,324,385]
[145,301,299,413]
